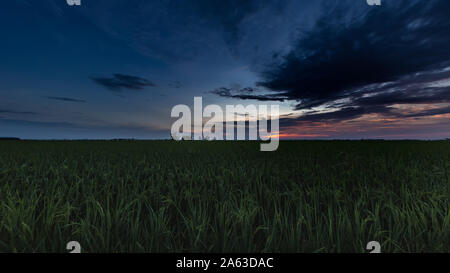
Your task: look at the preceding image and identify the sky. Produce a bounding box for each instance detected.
[0,0,449,140]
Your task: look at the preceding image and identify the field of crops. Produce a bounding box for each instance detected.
[0,140,448,253]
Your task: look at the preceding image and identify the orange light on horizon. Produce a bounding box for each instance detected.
[278,133,328,139]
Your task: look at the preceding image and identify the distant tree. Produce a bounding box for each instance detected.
[0,137,21,141]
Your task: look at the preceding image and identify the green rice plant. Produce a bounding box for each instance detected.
[0,140,448,252]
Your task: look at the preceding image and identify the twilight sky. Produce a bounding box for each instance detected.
[1,0,449,139]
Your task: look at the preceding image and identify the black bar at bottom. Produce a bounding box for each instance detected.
[0,253,445,272]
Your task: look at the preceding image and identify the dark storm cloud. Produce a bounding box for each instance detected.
[281,83,450,126]
[304,70,450,111]
[404,105,450,118]
[203,0,450,125]
[44,96,86,103]
[280,97,450,128]
[257,0,450,107]
[91,74,155,91]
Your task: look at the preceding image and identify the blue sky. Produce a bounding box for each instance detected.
[1,0,449,139]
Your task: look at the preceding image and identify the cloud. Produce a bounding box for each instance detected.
[209,0,450,125]
[257,0,450,108]
[44,96,86,103]
[0,109,36,115]
[91,74,155,91]
[80,0,292,63]
[282,68,450,124]
[210,86,288,102]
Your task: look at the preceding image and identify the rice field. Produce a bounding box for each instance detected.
[0,140,448,253]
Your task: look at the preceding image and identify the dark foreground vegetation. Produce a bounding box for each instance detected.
[0,140,448,252]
